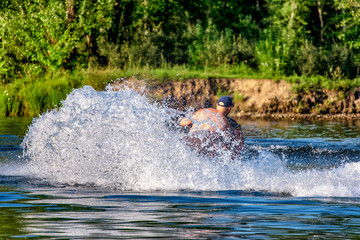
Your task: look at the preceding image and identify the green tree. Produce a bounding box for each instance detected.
[0,0,72,81]
[207,0,263,40]
[0,0,118,82]
[333,0,360,53]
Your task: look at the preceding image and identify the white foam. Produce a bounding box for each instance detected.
[21,83,360,197]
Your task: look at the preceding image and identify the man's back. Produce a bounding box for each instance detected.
[179,96,244,157]
[189,108,231,134]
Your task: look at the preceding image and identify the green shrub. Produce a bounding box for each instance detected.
[326,44,358,79]
[233,91,245,102]
[255,29,292,76]
[290,42,359,80]
[188,22,256,69]
[293,41,323,76]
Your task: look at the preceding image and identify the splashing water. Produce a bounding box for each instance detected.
[21,83,360,196]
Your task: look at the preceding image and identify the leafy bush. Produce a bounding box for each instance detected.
[291,42,359,79]
[293,41,324,76]
[325,44,358,79]
[188,22,256,69]
[255,29,293,76]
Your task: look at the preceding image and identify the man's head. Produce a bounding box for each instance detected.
[217,96,234,108]
[217,96,233,116]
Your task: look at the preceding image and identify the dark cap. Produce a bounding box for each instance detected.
[217,96,234,107]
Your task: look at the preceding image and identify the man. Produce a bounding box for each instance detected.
[180,96,244,158]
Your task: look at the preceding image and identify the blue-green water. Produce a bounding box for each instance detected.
[1,86,360,239]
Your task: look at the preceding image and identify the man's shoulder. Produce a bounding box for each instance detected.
[196,108,218,113]
[193,108,220,117]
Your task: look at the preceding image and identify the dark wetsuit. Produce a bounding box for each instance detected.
[226,116,244,158]
[226,116,241,130]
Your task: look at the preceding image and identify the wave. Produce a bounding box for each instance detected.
[20,82,360,197]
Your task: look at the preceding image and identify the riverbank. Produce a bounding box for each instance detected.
[1,67,359,120]
[142,78,360,121]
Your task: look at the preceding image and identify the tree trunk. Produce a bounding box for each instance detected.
[65,0,76,23]
[317,0,324,44]
[288,1,296,41]
[109,1,122,44]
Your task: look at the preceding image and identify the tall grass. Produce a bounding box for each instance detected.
[0,72,82,116]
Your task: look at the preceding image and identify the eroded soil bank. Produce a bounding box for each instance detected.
[118,78,360,120]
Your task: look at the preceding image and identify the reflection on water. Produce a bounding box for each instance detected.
[0,117,33,137]
[240,119,360,141]
[0,187,29,238]
[2,187,360,239]
[0,117,33,164]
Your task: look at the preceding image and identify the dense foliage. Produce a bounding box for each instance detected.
[0,0,359,115]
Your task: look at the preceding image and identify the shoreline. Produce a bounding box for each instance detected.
[234,112,360,121]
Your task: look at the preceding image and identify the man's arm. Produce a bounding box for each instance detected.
[179,117,192,127]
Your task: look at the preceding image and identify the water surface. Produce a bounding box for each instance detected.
[1,86,360,239]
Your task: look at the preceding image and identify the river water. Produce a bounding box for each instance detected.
[1,85,360,239]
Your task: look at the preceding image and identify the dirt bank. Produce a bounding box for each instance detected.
[116,78,360,120]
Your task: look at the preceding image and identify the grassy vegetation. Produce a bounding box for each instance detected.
[0,71,81,116]
[1,64,359,117]
[287,75,360,93]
